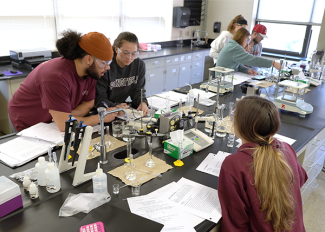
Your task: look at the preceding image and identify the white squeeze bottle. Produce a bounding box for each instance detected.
[45,162,61,193]
[35,157,48,186]
[23,175,31,191]
[29,182,39,199]
[92,164,108,194]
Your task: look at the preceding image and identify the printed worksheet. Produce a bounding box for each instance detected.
[196,152,231,177]
[161,178,221,223]
[128,184,196,232]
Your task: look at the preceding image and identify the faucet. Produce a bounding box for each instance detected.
[97,107,128,164]
[191,30,208,47]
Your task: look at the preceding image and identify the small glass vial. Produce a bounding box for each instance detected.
[23,175,31,192]
[45,163,61,193]
[35,157,48,186]
[29,182,39,199]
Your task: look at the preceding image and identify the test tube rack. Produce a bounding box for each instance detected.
[58,126,96,186]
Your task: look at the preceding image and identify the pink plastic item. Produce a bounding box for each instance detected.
[139,43,147,50]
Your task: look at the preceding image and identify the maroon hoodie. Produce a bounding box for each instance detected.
[218,138,307,232]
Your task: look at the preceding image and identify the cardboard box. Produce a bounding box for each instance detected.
[0,176,23,217]
[164,138,193,160]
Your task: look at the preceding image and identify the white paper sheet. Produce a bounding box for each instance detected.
[128,190,196,232]
[190,88,217,99]
[17,122,64,145]
[156,91,187,103]
[0,137,54,167]
[236,133,296,147]
[274,134,296,145]
[225,72,252,85]
[147,96,178,109]
[161,178,221,224]
[196,152,231,177]
[148,182,205,228]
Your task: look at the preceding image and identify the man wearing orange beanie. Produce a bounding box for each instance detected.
[8,29,117,132]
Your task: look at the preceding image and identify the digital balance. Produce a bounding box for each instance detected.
[273,80,313,117]
[184,128,214,152]
[200,66,235,95]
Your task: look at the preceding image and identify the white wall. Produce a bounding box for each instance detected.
[205,0,259,39]
[171,0,204,40]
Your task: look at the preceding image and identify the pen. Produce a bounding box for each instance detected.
[102,101,109,108]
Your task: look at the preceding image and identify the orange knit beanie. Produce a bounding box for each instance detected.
[78,32,113,61]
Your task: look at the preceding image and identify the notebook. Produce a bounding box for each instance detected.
[0,122,64,167]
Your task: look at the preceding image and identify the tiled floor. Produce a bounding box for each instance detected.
[303,170,325,231]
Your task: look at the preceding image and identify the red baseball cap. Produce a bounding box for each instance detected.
[253,24,268,38]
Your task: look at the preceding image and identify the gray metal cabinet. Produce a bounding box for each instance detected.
[190,52,204,84]
[178,62,191,87]
[165,64,179,91]
[165,55,180,66]
[145,67,165,95]
[144,50,207,94]
[179,54,192,64]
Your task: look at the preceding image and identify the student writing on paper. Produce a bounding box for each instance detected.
[216,28,281,76]
[218,96,307,232]
[8,30,117,132]
[95,32,149,115]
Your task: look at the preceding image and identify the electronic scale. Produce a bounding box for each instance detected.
[273,80,313,117]
[184,128,214,152]
[200,66,234,95]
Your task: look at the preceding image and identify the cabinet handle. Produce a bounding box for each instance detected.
[153,61,159,64]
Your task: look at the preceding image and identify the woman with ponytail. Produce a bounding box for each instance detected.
[218,96,307,232]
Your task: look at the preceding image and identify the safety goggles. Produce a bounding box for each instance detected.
[117,48,139,59]
[93,56,112,69]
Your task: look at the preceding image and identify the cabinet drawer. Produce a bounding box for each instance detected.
[145,57,165,70]
[166,65,179,76]
[191,71,203,84]
[204,50,210,57]
[165,55,180,66]
[179,63,191,75]
[191,59,204,71]
[180,54,192,64]
[192,51,204,61]
[145,67,165,95]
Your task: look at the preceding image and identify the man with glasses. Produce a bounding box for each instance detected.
[246,24,268,57]
[8,30,117,132]
[243,24,268,72]
[95,32,149,115]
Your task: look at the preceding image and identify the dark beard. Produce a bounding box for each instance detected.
[85,62,100,80]
[253,38,258,45]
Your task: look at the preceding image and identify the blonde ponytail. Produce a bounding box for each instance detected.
[234,96,296,232]
[253,141,295,232]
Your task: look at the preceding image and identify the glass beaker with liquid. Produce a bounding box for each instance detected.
[216,104,228,138]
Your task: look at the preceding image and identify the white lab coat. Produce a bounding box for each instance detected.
[209,31,233,64]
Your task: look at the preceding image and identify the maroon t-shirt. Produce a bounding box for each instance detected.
[218,139,307,232]
[8,57,96,131]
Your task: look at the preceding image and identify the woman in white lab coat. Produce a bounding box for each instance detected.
[209,15,248,64]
